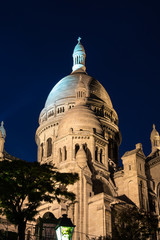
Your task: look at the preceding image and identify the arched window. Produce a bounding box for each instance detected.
[75,144,80,157]
[157,183,160,214]
[59,148,62,162]
[47,138,52,157]
[95,147,98,161]
[63,146,67,160]
[139,180,144,209]
[100,149,103,163]
[40,143,44,161]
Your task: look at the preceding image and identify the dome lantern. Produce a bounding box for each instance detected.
[72,37,86,72]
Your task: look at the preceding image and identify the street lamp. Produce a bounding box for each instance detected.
[55,214,75,240]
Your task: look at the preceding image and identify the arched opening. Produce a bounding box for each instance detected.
[40,143,44,161]
[157,183,160,214]
[92,179,112,196]
[75,144,80,157]
[47,138,52,157]
[36,212,58,240]
[63,146,67,160]
[59,148,62,162]
[100,149,103,163]
[95,147,98,161]
[139,180,144,209]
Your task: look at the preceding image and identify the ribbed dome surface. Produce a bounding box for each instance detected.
[58,105,103,137]
[45,72,113,109]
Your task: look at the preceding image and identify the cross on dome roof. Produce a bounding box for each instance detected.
[78,37,81,43]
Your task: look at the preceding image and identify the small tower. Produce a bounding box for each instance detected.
[118,143,149,210]
[72,37,86,72]
[150,124,160,152]
[0,121,6,159]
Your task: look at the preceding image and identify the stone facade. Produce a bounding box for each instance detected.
[1,39,160,239]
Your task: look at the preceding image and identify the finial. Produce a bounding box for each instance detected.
[153,124,155,129]
[78,37,81,43]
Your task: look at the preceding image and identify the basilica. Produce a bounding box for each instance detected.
[0,39,160,239]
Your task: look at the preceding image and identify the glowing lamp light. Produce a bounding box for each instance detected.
[55,214,75,240]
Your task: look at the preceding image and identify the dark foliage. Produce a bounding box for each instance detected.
[0,160,79,240]
[112,205,158,240]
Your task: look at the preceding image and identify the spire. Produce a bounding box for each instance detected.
[72,37,86,72]
[0,121,6,139]
[150,124,160,152]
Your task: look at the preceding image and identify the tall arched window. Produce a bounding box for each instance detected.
[95,147,98,161]
[100,149,103,163]
[63,146,67,160]
[47,138,52,157]
[157,183,160,214]
[40,143,44,161]
[59,148,62,162]
[139,180,144,209]
[75,144,80,157]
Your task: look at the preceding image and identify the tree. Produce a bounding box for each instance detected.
[0,160,79,240]
[112,205,158,240]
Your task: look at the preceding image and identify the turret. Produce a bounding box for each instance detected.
[0,121,6,159]
[150,124,160,152]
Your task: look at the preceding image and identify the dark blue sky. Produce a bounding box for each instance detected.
[0,0,160,162]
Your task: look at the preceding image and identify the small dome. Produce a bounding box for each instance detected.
[150,124,159,140]
[0,122,6,138]
[58,105,103,137]
[73,41,85,55]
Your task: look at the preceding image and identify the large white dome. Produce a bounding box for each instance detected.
[45,72,113,110]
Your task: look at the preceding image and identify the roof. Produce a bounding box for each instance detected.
[3,150,23,161]
[122,148,145,159]
[116,195,136,206]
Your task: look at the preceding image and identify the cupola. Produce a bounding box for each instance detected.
[72,37,86,72]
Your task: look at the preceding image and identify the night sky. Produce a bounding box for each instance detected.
[0,0,160,163]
